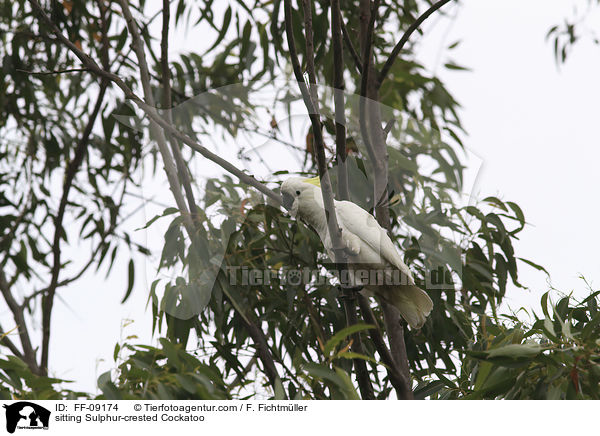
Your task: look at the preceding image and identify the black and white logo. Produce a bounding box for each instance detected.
[2,402,50,433]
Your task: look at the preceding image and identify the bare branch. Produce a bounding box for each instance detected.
[16,67,90,76]
[117,0,196,238]
[383,117,395,138]
[117,0,285,392]
[358,0,413,399]
[301,0,319,111]
[358,0,381,167]
[0,324,24,359]
[40,80,109,374]
[340,19,362,74]
[358,295,411,398]
[377,0,453,88]
[0,268,38,373]
[27,0,282,206]
[26,0,285,391]
[331,0,349,201]
[286,0,374,400]
[0,192,32,249]
[160,0,199,223]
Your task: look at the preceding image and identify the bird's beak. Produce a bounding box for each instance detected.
[282,192,294,210]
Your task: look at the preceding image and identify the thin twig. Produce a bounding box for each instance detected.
[332,0,376,400]
[340,19,362,74]
[27,0,282,206]
[115,1,283,391]
[40,80,109,374]
[286,0,374,400]
[358,0,381,166]
[358,0,413,399]
[357,295,411,398]
[16,67,90,75]
[0,324,24,359]
[377,0,453,88]
[117,0,196,238]
[160,0,199,223]
[383,117,395,138]
[331,0,349,201]
[0,268,38,373]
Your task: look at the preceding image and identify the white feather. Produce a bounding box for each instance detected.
[281,178,433,329]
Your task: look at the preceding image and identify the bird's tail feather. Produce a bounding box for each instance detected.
[388,285,433,329]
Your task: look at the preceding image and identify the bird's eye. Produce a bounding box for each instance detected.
[296,190,301,196]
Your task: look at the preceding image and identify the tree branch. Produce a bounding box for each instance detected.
[331,0,349,201]
[38,0,114,374]
[286,0,374,400]
[160,0,200,224]
[340,19,362,74]
[358,0,381,168]
[26,0,285,392]
[357,295,411,398]
[116,0,284,393]
[27,0,282,207]
[0,268,38,373]
[358,0,413,399]
[377,0,453,89]
[16,67,90,76]
[117,0,196,239]
[332,0,376,400]
[0,324,24,359]
[40,80,108,374]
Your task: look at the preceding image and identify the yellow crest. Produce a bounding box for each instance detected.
[303,176,321,187]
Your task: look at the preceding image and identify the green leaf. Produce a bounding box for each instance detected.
[113,343,120,362]
[506,201,525,232]
[541,291,551,319]
[414,380,446,399]
[333,367,361,400]
[136,207,179,231]
[518,257,548,275]
[206,6,232,54]
[444,62,471,71]
[486,343,544,359]
[121,259,135,304]
[474,361,493,391]
[323,323,374,356]
[334,351,379,365]
[273,378,286,400]
[303,363,360,399]
[175,374,198,394]
[482,197,507,212]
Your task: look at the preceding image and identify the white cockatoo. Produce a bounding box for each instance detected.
[280,177,433,329]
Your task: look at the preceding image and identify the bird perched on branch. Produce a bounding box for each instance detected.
[281,176,433,329]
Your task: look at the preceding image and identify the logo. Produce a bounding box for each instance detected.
[2,402,50,433]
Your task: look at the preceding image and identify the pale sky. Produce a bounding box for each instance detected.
[36,0,600,393]
[418,0,600,314]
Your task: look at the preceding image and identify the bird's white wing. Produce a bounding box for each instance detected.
[335,200,414,282]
